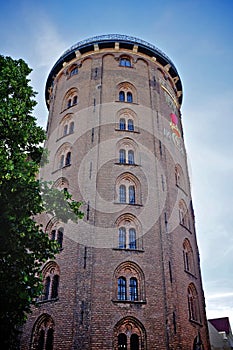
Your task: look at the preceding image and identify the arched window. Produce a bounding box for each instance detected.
[56,143,72,170]
[120,57,131,67]
[114,261,145,303]
[118,277,127,300]
[117,82,136,104]
[179,200,190,230]
[119,118,126,130]
[129,278,138,301]
[40,262,60,301]
[115,214,142,251]
[117,109,136,132]
[183,239,195,275]
[62,88,78,111]
[30,314,54,350]
[116,173,140,205]
[188,284,200,323]
[114,317,146,350]
[119,227,126,249]
[119,185,126,203]
[70,66,78,77]
[119,149,126,163]
[60,114,74,139]
[119,149,135,165]
[175,164,186,192]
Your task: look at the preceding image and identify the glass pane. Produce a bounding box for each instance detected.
[129,186,135,204]
[128,151,134,164]
[129,228,136,249]
[119,185,126,203]
[119,91,125,102]
[129,278,138,301]
[128,119,134,131]
[127,92,133,103]
[119,149,126,163]
[119,118,126,130]
[119,227,126,249]
[118,277,126,300]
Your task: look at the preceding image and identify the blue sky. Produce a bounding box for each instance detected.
[1,0,233,326]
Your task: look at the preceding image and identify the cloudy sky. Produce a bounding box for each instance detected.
[1,0,233,327]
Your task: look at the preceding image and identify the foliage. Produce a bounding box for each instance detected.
[0,55,83,349]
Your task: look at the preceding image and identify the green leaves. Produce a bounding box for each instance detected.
[0,55,83,349]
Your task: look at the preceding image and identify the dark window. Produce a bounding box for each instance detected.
[129,185,135,204]
[118,277,127,300]
[57,228,63,248]
[60,154,64,168]
[44,276,50,300]
[67,99,72,108]
[73,95,78,105]
[70,67,78,76]
[127,92,133,103]
[119,149,126,163]
[65,152,71,166]
[118,333,127,349]
[130,334,139,350]
[119,118,126,130]
[129,228,136,249]
[51,230,56,241]
[129,278,138,301]
[45,328,54,350]
[119,227,126,249]
[120,57,131,67]
[128,150,134,164]
[128,119,134,131]
[119,185,126,203]
[69,121,74,133]
[37,329,45,350]
[119,91,125,102]
[51,275,59,299]
[63,124,68,136]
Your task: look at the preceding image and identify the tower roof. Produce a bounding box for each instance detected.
[45,34,183,107]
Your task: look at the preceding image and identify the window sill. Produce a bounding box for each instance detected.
[112,299,146,304]
[176,184,188,196]
[36,297,59,305]
[180,223,192,234]
[115,128,140,134]
[61,104,78,113]
[112,248,144,253]
[189,319,202,327]
[114,202,143,207]
[52,164,71,174]
[115,101,138,105]
[56,131,74,142]
[184,269,197,279]
[115,162,139,167]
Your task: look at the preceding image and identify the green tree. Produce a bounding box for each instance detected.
[0,55,83,349]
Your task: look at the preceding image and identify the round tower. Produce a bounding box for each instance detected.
[21,35,210,350]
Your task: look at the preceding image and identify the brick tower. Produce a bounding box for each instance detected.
[21,35,210,350]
